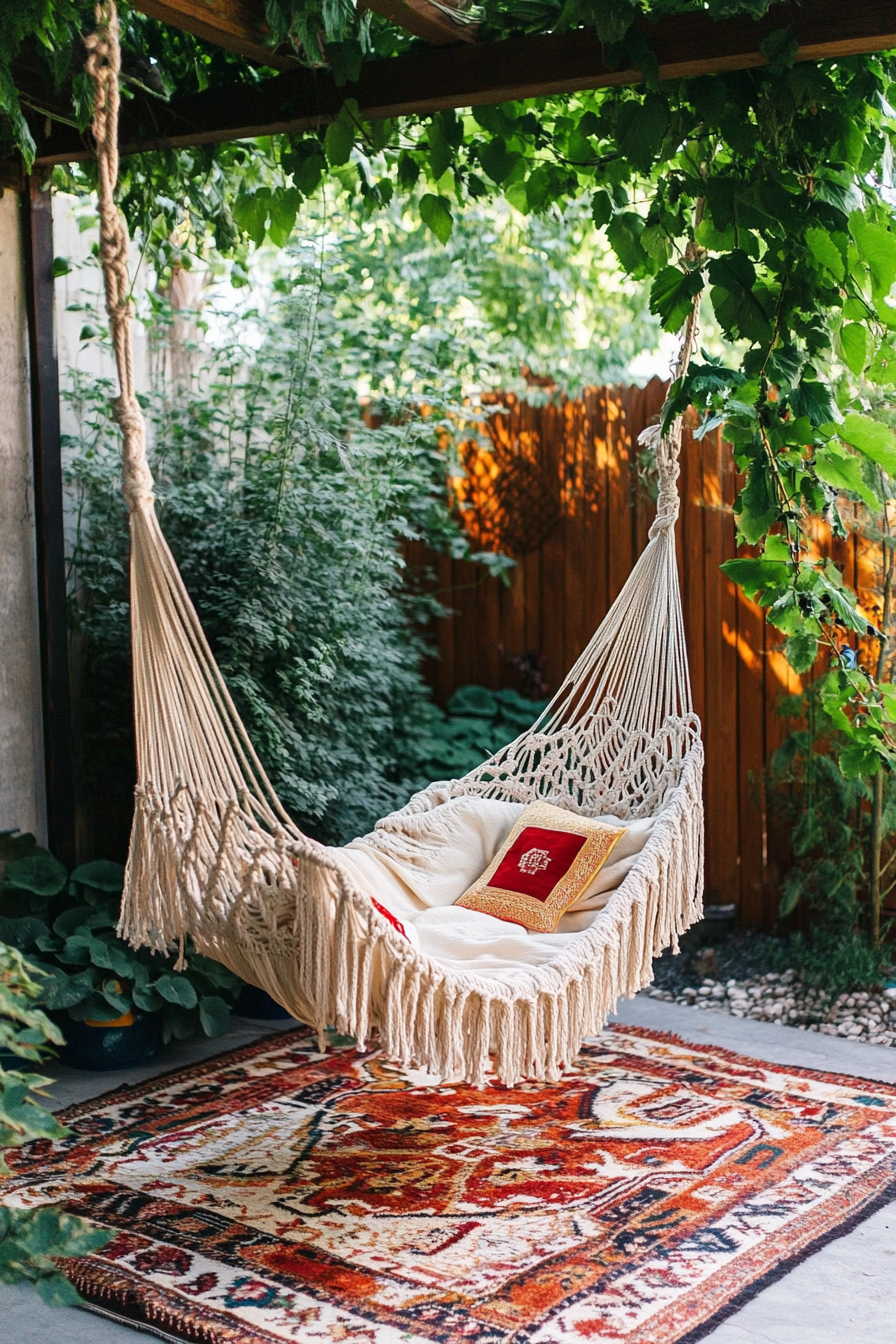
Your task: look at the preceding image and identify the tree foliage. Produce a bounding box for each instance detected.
[64,229,516,845]
[7,2,896,771]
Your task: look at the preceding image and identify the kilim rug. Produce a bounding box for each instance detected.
[4,1024,896,1344]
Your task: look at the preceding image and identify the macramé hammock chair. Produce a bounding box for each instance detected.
[85,3,704,1087]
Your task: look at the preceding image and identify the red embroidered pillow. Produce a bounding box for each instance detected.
[455,801,624,934]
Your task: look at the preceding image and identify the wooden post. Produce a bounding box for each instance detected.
[21,174,76,869]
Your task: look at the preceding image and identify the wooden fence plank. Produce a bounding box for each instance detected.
[608,388,634,605]
[700,427,740,905]
[680,419,706,729]
[563,398,588,675]
[591,388,611,637]
[736,578,767,926]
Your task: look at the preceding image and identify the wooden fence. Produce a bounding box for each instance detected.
[406,377,882,925]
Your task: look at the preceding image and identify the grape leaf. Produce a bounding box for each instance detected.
[839,413,896,476]
[419,194,453,245]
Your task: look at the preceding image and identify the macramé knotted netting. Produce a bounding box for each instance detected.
[85,0,704,1087]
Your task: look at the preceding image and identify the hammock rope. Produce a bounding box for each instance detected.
[85,0,704,1086]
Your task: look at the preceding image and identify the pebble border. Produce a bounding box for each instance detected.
[645,970,896,1044]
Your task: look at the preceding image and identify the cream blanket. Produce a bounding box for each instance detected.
[329,795,653,985]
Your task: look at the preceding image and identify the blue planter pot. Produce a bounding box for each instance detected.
[58,1013,160,1071]
[235,984,296,1020]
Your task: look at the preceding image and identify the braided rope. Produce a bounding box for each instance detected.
[85,1,154,511]
[641,231,705,540]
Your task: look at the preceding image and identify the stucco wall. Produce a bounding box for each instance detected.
[0,189,46,842]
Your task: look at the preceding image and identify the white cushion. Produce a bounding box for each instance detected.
[328,793,654,979]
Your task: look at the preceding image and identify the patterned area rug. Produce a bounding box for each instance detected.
[5,1024,896,1343]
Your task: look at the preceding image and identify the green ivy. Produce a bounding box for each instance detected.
[8,3,896,773]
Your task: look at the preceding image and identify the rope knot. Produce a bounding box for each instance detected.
[639,424,682,537]
[113,395,155,511]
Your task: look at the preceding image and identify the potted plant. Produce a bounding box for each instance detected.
[0,848,243,1070]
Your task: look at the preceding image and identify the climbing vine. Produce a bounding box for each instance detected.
[6,2,896,775]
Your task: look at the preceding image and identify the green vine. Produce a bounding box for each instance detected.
[6,2,896,775]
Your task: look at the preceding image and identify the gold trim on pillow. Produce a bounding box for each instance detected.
[455,801,625,934]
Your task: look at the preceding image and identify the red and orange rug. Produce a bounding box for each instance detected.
[4,1024,896,1343]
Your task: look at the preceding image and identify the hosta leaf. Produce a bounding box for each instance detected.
[154,974,198,1009]
[132,982,163,1013]
[446,685,497,717]
[70,860,124,893]
[0,917,48,952]
[39,968,94,1011]
[4,852,67,897]
[199,995,230,1037]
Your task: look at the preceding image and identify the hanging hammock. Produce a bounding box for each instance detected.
[84,3,704,1087]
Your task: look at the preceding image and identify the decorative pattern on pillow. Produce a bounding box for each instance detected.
[454,801,625,934]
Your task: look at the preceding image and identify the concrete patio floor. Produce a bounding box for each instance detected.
[1,999,894,1343]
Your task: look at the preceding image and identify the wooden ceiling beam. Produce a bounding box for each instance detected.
[135,1,295,68]
[32,0,896,163]
[361,0,479,46]
[134,0,479,59]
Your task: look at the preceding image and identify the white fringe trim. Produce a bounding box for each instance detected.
[119,741,703,1087]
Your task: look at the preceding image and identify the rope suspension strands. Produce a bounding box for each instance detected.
[86,0,703,1086]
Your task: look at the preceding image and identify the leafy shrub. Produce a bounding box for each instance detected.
[767,690,892,993]
[0,850,241,1042]
[0,942,111,1304]
[65,252,509,848]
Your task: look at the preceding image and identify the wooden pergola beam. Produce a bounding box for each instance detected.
[361,0,480,46]
[32,0,896,163]
[135,0,478,59]
[135,0,295,67]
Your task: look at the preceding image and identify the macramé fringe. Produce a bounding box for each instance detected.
[119,742,703,1087]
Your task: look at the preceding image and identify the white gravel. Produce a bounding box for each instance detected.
[645,969,896,1045]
